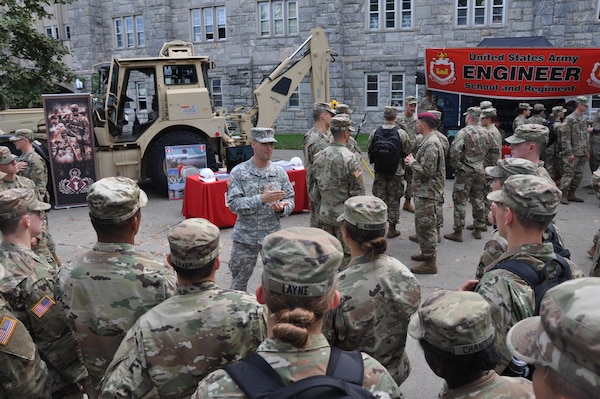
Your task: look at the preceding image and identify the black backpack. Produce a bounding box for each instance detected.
[368,126,402,176]
[491,254,572,316]
[224,346,376,399]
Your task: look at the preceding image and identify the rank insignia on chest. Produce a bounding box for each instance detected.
[0,316,18,345]
[31,295,55,318]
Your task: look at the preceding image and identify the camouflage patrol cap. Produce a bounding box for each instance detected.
[330,115,355,132]
[505,123,549,144]
[551,105,567,117]
[0,188,51,221]
[485,157,539,179]
[384,106,398,120]
[405,96,417,105]
[480,107,497,119]
[576,95,589,105]
[533,103,546,111]
[479,100,493,109]
[518,103,532,110]
[336,104,353,114]
[251,127,277,143]
[337,195,388,230]
[408,290,495,356]
[507,277,600,397]
[462,106,481,117]
[487,174,561,223]
[168,218,220,269]
[0,146,17,165]
[9,128,34,141]
[429,110,442,121]
[87,177,148,223]
[260,227,343,297]
[313,102,336,115]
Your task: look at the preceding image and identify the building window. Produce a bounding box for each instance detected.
[45,25,59,40]
[114,15,145,48]
[456,0,505,27]
[211,78,223,107]
[64,25,71,40]
[369,0,413,30]
[258,1,298,37]
[366,74,379,107]
[191,7,226,42]
[390,74,404,107]
[137,82,147,111]
[288,87,300,108]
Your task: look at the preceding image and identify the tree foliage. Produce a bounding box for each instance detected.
[0,0,75,109]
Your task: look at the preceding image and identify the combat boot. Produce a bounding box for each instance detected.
[387,224,401,238]
[411,257,438,274]
[409,234,418,243]
[472,229,482,239]
[467,224,487,232]
[560,193,569,205]
[567,190,584,202]
[444,229,463,242]
[588,244,597,258]
[403,199,415,213]
[411,253,434,262]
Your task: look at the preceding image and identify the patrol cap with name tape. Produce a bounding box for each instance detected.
[336,103,353,114]
[505,123,549,144]
[487,174,561,223]
[462,106,481,117]
[330,115,355,132]
[251,127,277,143]
[87,176,148,224]
[313,102,336,115]
[485,157,539,179]
[408,290,496,356]
[518,103,532,110]
[337,195,387,230]
[405,96,418,105]
[575,95,588,105]
[260,227,342,297]
[168,218,220,269]
[551,105,567,117]
[0,146,18,165]
[480,107,497,119]
[0,188,51,220]
[9,128,34,141]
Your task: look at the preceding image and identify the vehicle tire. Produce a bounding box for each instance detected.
[147,130,216,193]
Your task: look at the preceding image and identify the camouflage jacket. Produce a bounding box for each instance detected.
[475,242,585,373]
[323,253,421,386]
[483,125,503,166]
[308,143,365,225]
[526,115,547,126]
[227,159,295,246]
[397,113,418,137]
[410,133,445,201]
[591,110,600,143]
[561,111,589,157]
[512,115,528,133]
[55,242,177,390]
[17,150,48,200]
[191,334,403,399]
[0,294,51,399]
[302,127,330,169]
[367,124,412,177]
[100,281,267,399]
[439,371,534,399]
[450,124,499,173]
[0,240,87,394]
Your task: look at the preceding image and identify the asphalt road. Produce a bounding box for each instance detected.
[47,149,598,398]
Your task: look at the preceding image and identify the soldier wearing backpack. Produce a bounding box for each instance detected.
[192,227,402,399]
[459,175,585,376]
[367,106,411,238]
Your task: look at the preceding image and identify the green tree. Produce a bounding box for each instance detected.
[0,0,75,109]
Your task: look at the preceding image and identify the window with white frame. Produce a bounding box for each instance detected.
[288,87,300,108]
[114,16,145,48]
[191,7,226,42]
[366,74,379,107]
[258,1,298,37]
[368,0,413,30]
[456,0,505,27]
[64,25,71,40]
[45,25,59,40]
[137,82,147,111]
[211,78,223,107]
[390,74,404,107]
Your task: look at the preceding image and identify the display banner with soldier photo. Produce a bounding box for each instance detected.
[42,94,97,208]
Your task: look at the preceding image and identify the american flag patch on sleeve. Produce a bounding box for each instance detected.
[31,295,55,318]
[0,316,18,346]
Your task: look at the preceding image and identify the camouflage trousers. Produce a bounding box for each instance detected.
[559,155,587,192]
[229,241,261,291]
[545,143,561,181]
[414,197,437,257]
[321,222,351,270]
[435,198,444,230]
[452,170,486,230]
[372,173,404,224]
[404,168,413,201]
[590,137,600,172]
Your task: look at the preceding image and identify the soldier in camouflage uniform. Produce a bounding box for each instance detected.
[445,107,500,242]
[10,129,49,203]
[460,175,585,375]
[0,189,88,398]
[508,277,600,399]
[478,107,503,224]
[100,218,267,398]
[55,177,177,398]
[404,112,445,274]
[303,102,335,227]
[559,96,590,203]
[0,291,51,399]
[527,103,547,126]
[409,290,534,399]
[512,103,532,134]
[588,108,600,173]
[418,89,436,113]
[227,127,295,291]
[308,116,365,267]
[544,106,567,180]
[192,227,403,399]
[506,124,553,181]
[335,103,362,155]
[323,196,420,385]
[368,106,411,238]
[397,96,419,213]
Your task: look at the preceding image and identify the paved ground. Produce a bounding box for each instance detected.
[48,149,598,398]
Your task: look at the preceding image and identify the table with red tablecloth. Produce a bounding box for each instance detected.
[182,168,309,228]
